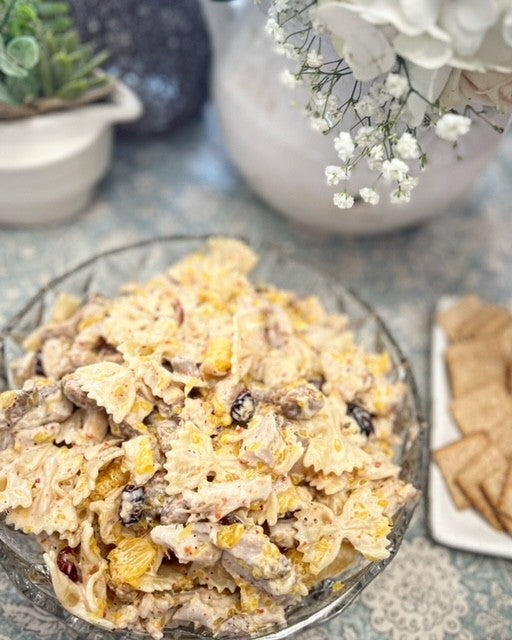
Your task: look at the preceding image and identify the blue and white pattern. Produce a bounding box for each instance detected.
[0,106,511,639]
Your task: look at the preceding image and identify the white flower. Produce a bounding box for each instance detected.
[273,0,289,12]
[309,8,327,35]
[274,43,300,60]
[359,187,380,205]
[310,116,329,133]
[307,50,324,68]
[354,125,379,145]
[385,73,409,99]
[367,144,385,171]
[401,175,419,191]
[435,113,471,142]
[265,18,284,43]
[354,95,379,118]
[333,191,355,209]
[394,132,420,160]
[333,132,355,162]
[280,69,301,89]
[381,158,409,182]
[390,187,412,203]
[312,91,338,113]
[325,165,351,185]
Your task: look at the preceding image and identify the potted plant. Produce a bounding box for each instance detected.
[0,0,142,225]
[201,0,512,234]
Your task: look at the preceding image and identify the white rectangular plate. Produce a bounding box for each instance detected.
[429,296,512,559]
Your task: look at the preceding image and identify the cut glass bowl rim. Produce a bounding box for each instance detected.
[0,234,429,640]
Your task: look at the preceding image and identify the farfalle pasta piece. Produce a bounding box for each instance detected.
[337,484,392,561]
[304,427,371,476]
[294,502,344,575]
[64,362,136,423]
[163,421,215,495]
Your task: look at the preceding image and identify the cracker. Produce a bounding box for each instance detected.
[480,468,512,534]
[456,445,508,530]
[498,463,512,520]
[446,338,504,362]
[487,418,512,460]
[499,323,512,360]
[437,295,482,341]
[456,305,511,341]
[433,432,489,510]
[450,382,512,436]
[507,363,512,394]
[447,356,506,398]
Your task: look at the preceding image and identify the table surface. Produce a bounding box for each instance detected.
[0,106,511,640]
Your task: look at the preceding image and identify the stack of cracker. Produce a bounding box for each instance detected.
[434,294,512,535]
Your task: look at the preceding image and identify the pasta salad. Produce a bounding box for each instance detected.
[0,238,415,638]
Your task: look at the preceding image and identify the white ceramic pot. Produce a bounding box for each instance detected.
[201,1,509,236]
[0,81,142,225]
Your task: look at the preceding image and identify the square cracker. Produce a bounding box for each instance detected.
[451,382,512,436]
[487,418,512,460]
[447,356,506,398]
[481,469,512,534]
[446,338,504,362]
[456,445,508,530]
[498,463,512,520]
[499,323,512,360]
[437,295,482,341]
[457,305,511,341]
[433,432,489,510]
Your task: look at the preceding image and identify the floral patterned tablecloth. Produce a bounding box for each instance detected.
[0,106,511,640]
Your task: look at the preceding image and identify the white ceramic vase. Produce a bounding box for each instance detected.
[0,80,142,226]
[201,0,509,235]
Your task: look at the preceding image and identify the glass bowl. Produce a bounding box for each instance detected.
[0,235,428,640]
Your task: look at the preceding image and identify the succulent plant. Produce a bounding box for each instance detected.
[0,0,112,111]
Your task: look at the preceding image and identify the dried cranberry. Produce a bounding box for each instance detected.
[347,403,375,437]
[188,387,202,399]
[230,391,255,424]
[57,547,81,583]
[120,485,146,526]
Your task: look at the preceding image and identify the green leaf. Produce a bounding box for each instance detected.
[0,80,17,105]
[6,36,40,69]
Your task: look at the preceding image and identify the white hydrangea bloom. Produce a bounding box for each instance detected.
[435,114,471,142]
[280,69,301,89]
[385,73,408,99]
[381,158,409,182]
[265,18,284,43]
[394,132,420,160]
[359,187,380,205]
[325,165,351,185]
[334,132,355,162]
[307,50,324,68]
[333,191,355,209]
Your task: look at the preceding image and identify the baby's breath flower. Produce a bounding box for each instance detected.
[307,50,324,68]
[334,132,355,162]
[333,191,354,209]
[310,116,329,133]
[325,165,351,185]
[435,113,471,142]
[394,132,420,160]
[265,18,285,43]
[274,0,290,11]
[310,10,326,34]
[367,144,385,171]
[382,158,409,182]
[385,73,408,99]
[390,187,412,203]
[280,69,302,89]
[354,125,379,145]
[359,187,380,205]
[355,95,379,118]
[400,175,419,192]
